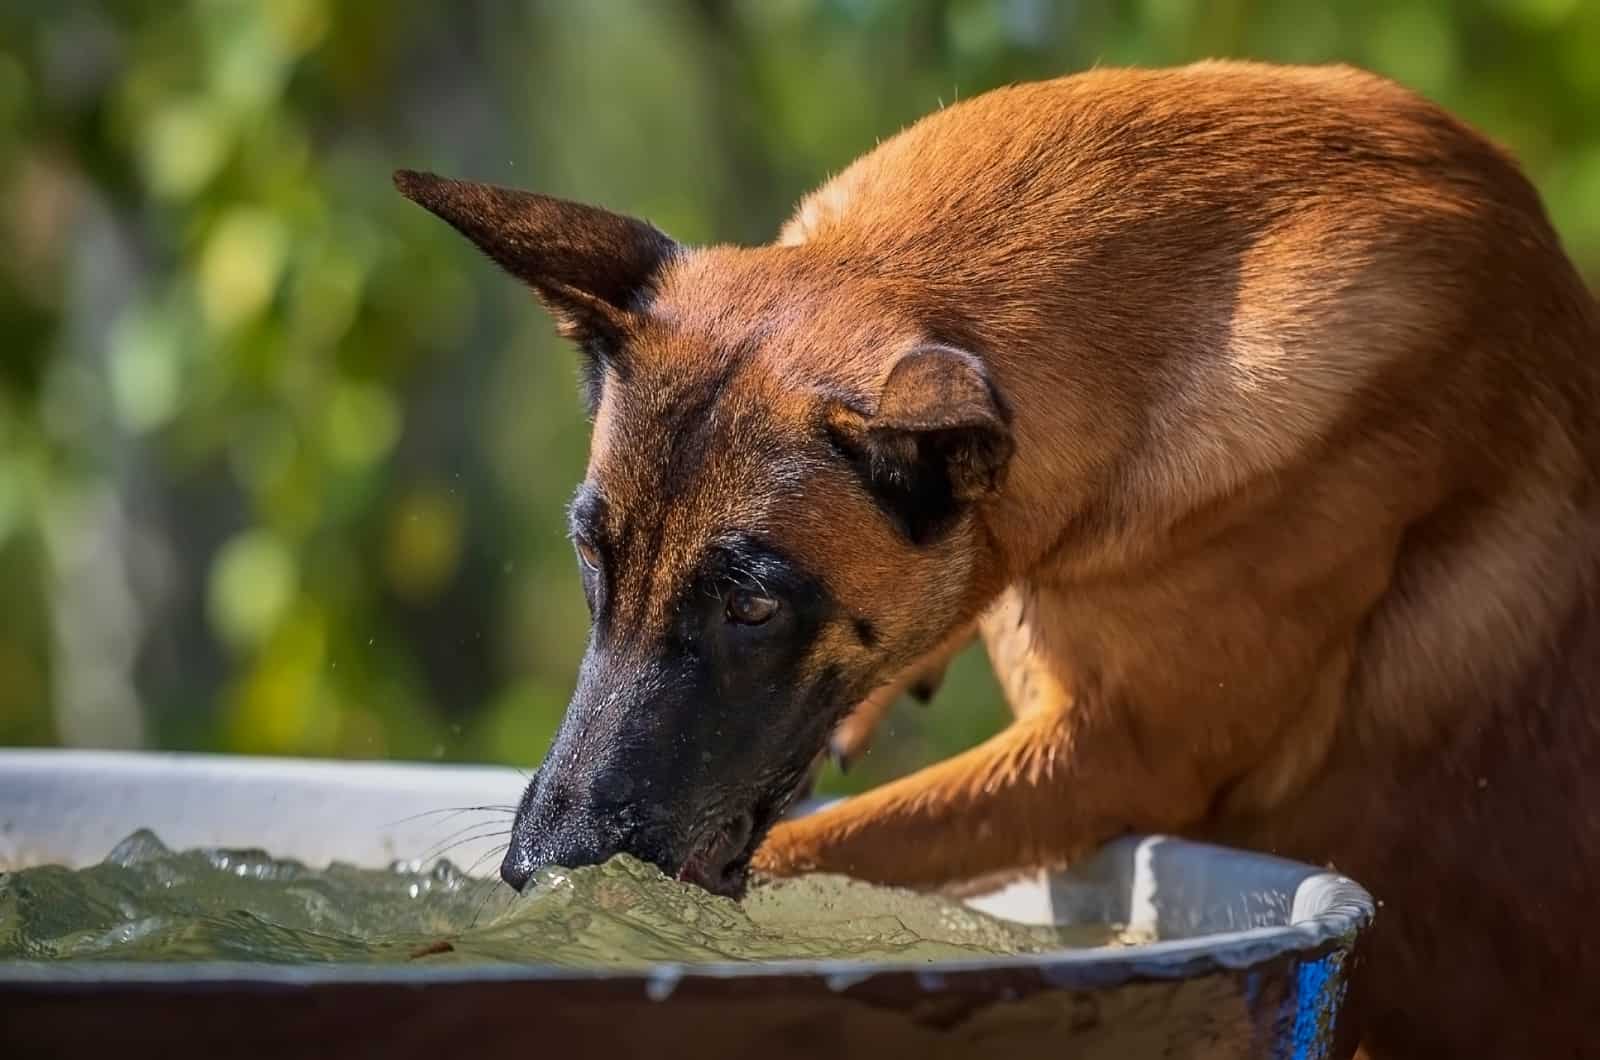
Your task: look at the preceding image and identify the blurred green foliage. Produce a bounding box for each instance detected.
[3,0,1599,796]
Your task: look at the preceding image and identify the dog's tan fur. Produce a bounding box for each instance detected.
[760,62,1600,1057]
[401,60,1600,1058]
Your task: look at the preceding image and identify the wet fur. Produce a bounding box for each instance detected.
[399,61,1600,1059]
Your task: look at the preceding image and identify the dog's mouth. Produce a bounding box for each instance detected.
[676,779,805,897]
[676,811,758,895]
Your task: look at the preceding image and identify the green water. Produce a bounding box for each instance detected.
[0,831,1133,967]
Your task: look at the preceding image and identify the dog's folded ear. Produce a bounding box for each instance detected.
[393,169,678,366]
[826,345,1013,545]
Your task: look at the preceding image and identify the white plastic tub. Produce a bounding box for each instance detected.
[0,749,1373,1059]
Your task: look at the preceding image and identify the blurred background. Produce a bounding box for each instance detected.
[3,0,1599,797]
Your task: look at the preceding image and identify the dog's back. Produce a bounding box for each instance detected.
[784,62,1600,1056]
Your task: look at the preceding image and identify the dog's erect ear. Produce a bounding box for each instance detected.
[393,169,677,362]
[827,345,1012,545]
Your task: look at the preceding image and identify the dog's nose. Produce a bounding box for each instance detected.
[497,808,626,893]
[499,847,536,893]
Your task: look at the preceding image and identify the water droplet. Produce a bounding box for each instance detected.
[826,969,874,991]
[645,966,681,1001]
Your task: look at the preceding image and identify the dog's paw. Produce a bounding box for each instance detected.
[828,687,900,770]
[825,729,862,774]
[907,662,947,704]
[750,820,821,879]
[829,658,949,770]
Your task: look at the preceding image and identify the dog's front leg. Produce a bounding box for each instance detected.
[753,693,1211,888]
[827,621,978,768]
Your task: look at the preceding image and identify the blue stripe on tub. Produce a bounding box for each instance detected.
[1287,954,1344,1060]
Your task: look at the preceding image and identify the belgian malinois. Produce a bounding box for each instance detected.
[397,60,1600,1058]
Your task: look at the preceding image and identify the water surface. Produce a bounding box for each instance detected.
[0,831,1141,967]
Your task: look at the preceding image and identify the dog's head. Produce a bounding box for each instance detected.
[396,171,1012,894]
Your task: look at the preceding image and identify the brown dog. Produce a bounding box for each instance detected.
[397,60,1600,1058]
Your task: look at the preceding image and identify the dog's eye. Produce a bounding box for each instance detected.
[725,588,779,626]
[575,539,602,572]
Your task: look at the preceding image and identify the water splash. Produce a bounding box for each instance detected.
[0,830,1142,967]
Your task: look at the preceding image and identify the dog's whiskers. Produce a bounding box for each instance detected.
[466,847,514,928]
[414,826,514,866]
[382,804,517,829]
[462,844,506,879]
